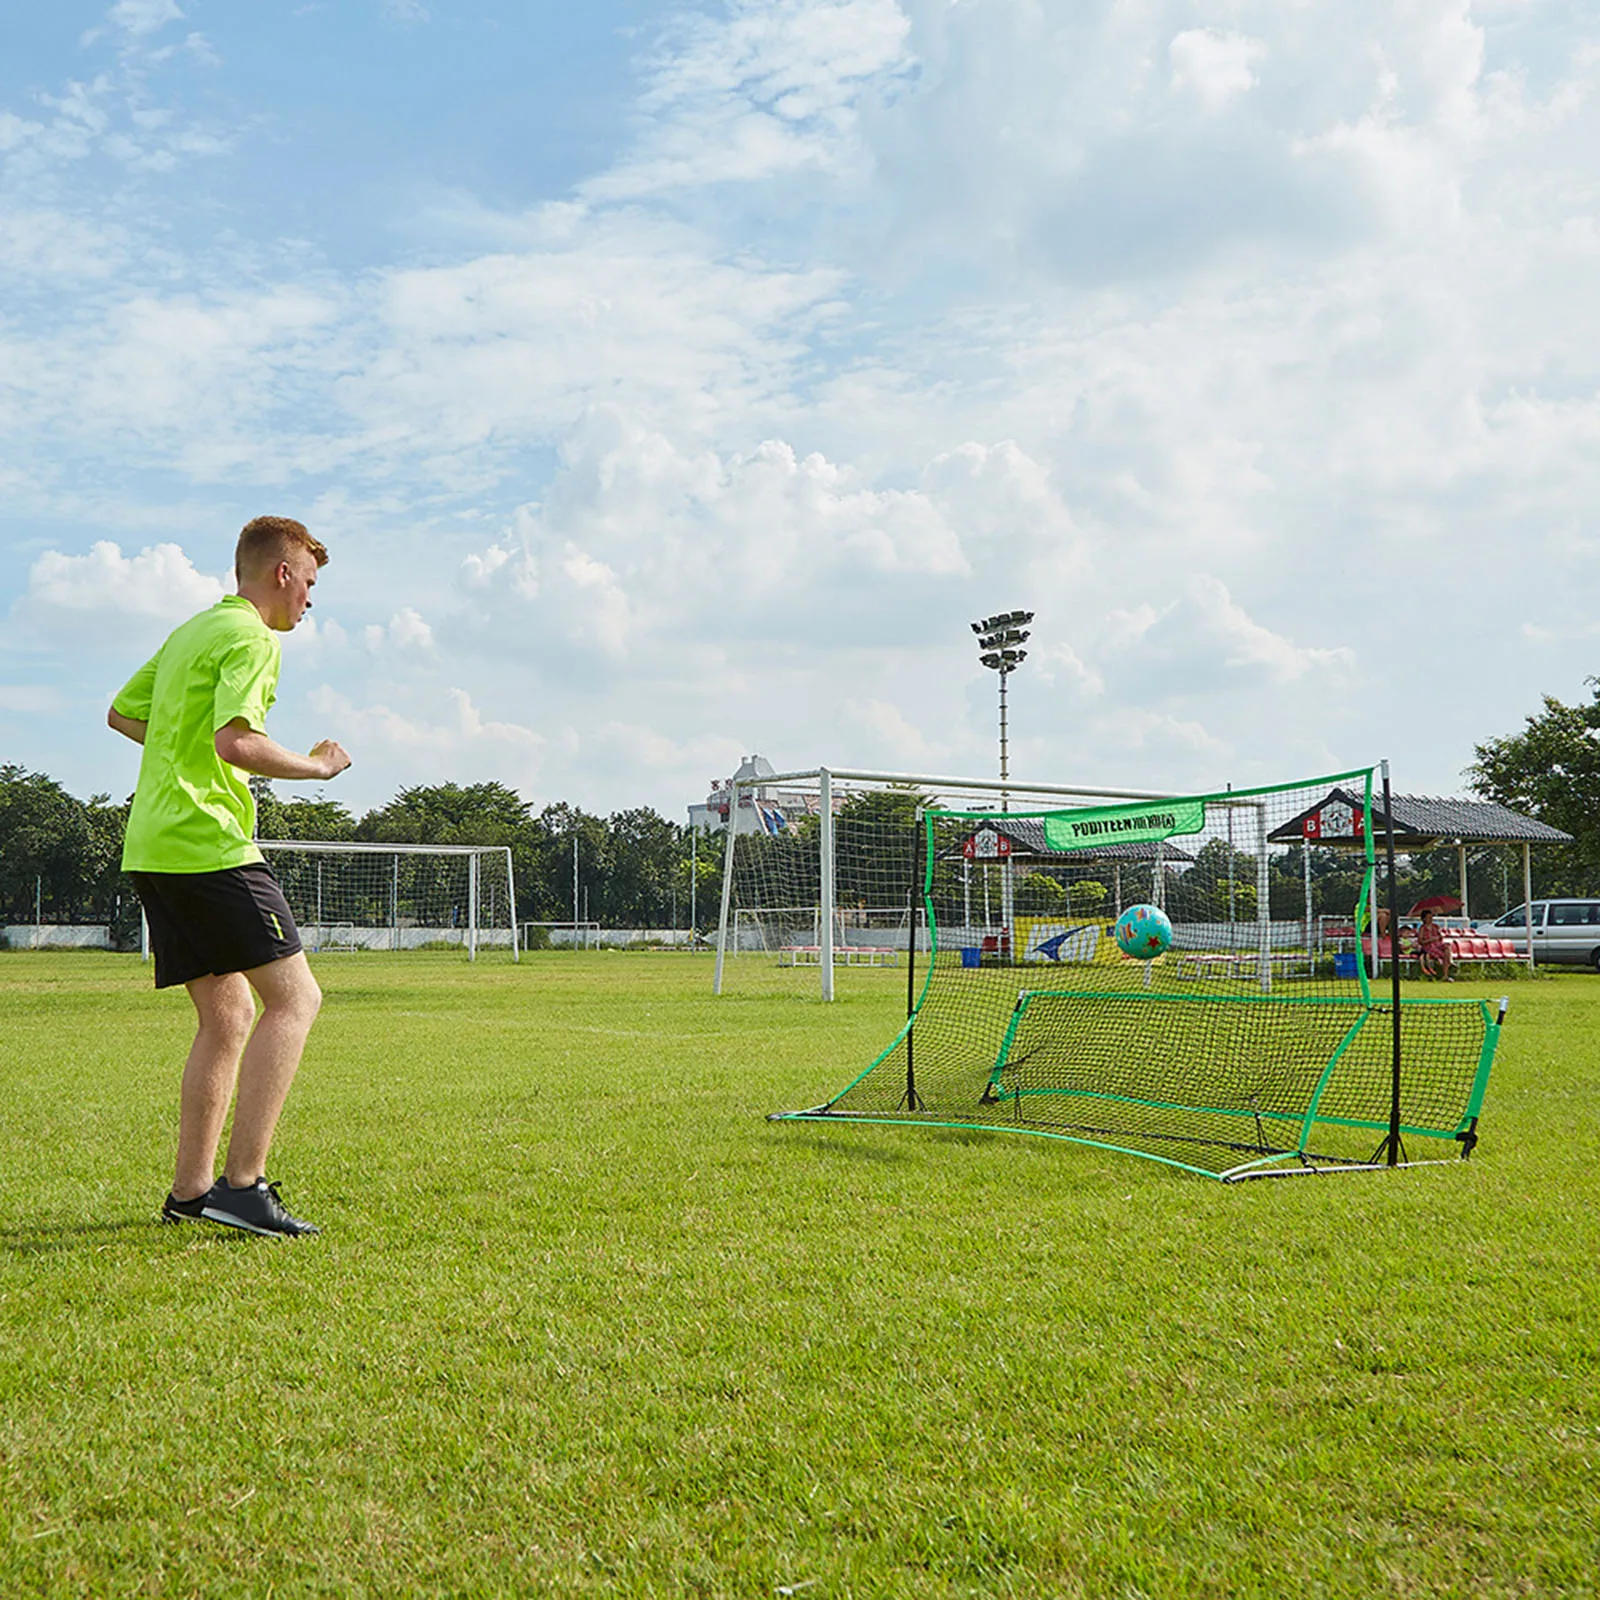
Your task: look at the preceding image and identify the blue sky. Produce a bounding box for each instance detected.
[3,0,1598,820]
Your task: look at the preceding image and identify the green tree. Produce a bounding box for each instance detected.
[357,782,531,845]
[1068,878,1107,914]
[525,802,610,924]
[1015,871,1068,915]
[0,765,99,923]
[252,778,357,841]
[599,807,683,927]
[1469,681,1600,895]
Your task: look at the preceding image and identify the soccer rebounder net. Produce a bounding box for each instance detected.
[754,765,1502,1180]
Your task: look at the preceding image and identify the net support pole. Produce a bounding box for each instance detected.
[468,851,479,962]
[1382,761,1404,1166]
[902,808,922,1111]
[1303,839,1313,960]
[1254,802,1272,992]
[1457,842,1469,923]
[1521,841,1534,973]
[712,781,740,995]
[819,767,835,1002]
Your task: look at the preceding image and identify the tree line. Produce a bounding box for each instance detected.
[0,768,721,939]
[4,675,1597,935]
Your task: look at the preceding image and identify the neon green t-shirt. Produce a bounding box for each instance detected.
[115,595,281,873]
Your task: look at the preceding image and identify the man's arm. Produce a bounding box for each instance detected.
[214,719,351,781]
[108,707,148,745]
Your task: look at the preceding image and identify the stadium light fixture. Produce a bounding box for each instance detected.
[972,609,1034,802]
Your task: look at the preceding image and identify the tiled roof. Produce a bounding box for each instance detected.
[1383,793,1572,843]
[1268,788,1572,846]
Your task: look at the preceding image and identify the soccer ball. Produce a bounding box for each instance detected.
[1113,904,1172,960]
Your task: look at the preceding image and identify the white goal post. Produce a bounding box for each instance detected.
[711,766,1282,1001]
[256,840,519,960]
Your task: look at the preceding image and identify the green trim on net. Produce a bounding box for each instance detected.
[1461,998,1504,1127]
[997,987,1379,1010]
[1356,767,1376,1005]
[927,765,1377,824]
[1295,1006,1374,1149]
[770,1111,1234,1182]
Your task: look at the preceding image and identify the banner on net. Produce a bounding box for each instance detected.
[1042,798,1207,853]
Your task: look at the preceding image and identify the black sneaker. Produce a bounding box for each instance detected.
[161,1190,211,1224]
[201,1178,321,1238]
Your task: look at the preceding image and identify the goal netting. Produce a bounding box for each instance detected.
[758,766,1503,1180]
[256,841,518,958]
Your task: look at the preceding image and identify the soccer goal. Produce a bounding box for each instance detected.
[764,764,1504,1180]
[713,766,1234,1000]
[257,841,519,959]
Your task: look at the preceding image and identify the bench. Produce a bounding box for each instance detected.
[778,945,899,968]
[1363,934,1522,977]
[1174,950,1316,982]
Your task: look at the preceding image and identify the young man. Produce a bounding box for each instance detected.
[108,516,351,1237]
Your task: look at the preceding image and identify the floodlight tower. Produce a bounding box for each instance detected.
[971,610,1033,807]
[971,609,1033,948]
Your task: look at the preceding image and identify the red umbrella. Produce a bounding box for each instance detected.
[1408,894,1462,915]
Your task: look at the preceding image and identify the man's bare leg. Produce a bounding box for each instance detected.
[222,952,323,1188]
[175,973,257,1201]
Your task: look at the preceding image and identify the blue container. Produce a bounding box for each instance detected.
[960,947,981,969]
[1333,951,1358,978]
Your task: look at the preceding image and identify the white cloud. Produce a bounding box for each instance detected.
[0,111,43,151]
[588,0,914,198]
[301,685,546,798]
[25,541,226,621]
[839,697,948,768]
[1035,642,1105,700]
[105,1,184,39]
[0,207,125,280]
[1096,576,1354,693]
[380,0,430,23]
[1169,29,1266,112]
[454,410,977,677]
[0,686,62,713]
[6,0,1600,814]
[363,607,436,655]
[1180,575,1354,682]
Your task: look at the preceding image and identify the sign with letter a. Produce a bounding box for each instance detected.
[963,827,1012,861]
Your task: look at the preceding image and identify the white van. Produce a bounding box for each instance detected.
[1479,900,1600,968]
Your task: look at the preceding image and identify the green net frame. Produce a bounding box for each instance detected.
[771,767,1503,1181]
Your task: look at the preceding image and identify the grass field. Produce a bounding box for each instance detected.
[2,951,1596,1598]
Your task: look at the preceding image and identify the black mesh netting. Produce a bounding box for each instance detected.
[775,772,1502,1180]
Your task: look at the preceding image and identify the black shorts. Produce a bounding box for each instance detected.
[130,863,302,989]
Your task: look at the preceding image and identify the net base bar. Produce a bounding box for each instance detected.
[767,1105,1483,1184]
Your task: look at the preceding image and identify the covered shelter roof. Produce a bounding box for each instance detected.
[1267,788,1572,850]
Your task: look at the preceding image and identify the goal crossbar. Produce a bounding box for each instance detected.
[256,840,519,960]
